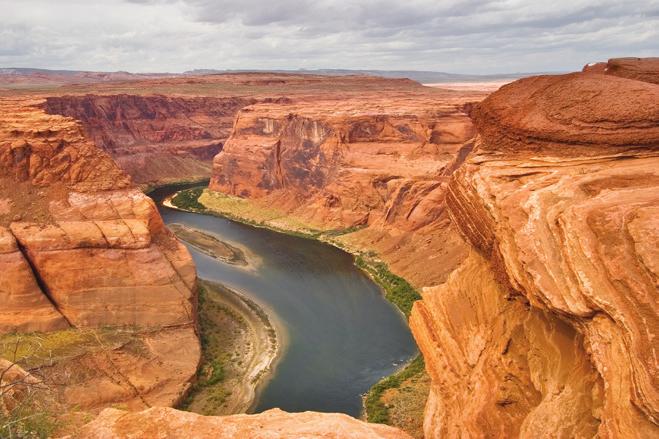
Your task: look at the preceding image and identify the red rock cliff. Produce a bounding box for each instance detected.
[0,97,199,410]
[411,71,658,437]
[44,94,253,185]
[207,66,659,437]
[210,90,485,286]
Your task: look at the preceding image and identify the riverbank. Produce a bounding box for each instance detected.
[179,280,283,416]
[167,186,426,437]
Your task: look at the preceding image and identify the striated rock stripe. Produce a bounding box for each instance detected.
[413,70,659,437]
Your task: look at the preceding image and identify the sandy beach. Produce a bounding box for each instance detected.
[181,279,284,415]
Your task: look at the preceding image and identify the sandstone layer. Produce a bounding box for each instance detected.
[0,97,199,411]
[67,406,412,439]
[412,71,659,437]
[583,57,659,85]
[31,74,440,188]
[44,95,253,186]
[209,89,487,287]
[4,66,657,437]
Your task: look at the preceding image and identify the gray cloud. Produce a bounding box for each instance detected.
[0,0,657,74]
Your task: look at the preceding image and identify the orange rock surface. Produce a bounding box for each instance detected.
[412,71,659,437]
[67,407,412,439]
[205,65,658,437]
[3,66,657,437]
[0,226,69,332]
[44,95,253,185]
[587,57,659,85]
[0,97,199,412]
[0,98,196,330]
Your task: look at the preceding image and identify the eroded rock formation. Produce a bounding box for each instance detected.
[0,97,199,410]
[44,95,254,185]
[583,57,659,85]
[3,65,656,437]
[412,70,659,437]
[67,407,412,439]
[210,91,486,286]
[206,63,658,437]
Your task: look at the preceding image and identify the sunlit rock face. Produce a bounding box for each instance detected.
[0,226,69,332]
[0,98,197,330]
[66,407,413,439]
[412,70,659,437]
[0,97,199,410]
[44,94,253,186]
[582,57,659,85]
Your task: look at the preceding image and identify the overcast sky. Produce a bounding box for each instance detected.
[1,0,657,74]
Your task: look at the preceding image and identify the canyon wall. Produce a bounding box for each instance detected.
[412,71,659,437]
[0,97,200,410]
[209,92,484,286]
[1,81,418,438]
[44,95,254,185]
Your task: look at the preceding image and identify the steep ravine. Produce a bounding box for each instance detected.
[0,94,416,438]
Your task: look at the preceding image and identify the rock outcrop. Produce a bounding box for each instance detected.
[67,407,412,439]
[4,67,657,437]
[0,97,197,330]
[44,95,254,186]
[0,97,199,411]
[583,57,659,85]
[206,65,659,437]
[411,71,659,437]
[0,226,69,332]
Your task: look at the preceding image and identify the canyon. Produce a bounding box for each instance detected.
[1,57,657,438]
[204,58,658,437]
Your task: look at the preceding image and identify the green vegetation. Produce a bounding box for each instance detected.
[142,178,210,195]
[355,256,421,318]
[0,328,142,438]
[364,355,425,424]
[198,190,326,239]
[179,284,233,414]
[171,187,207,211]
[0,329,134,369]
[322,225,366,238]
[0,405,60,439]
[171,186,427,429]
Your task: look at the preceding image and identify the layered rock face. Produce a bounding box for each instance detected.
[583,57,659,85]
[0,97,196,330]
[0,97,199,409]
[210,91,485,286]
[44,95,253,185]
[411,72,658,437]
[68,407,412,439]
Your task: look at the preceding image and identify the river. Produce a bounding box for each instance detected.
[149,185,417,417]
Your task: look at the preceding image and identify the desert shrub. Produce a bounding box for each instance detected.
[171,187,206,211]
[364,355,425,424]
[355,257,421,317]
